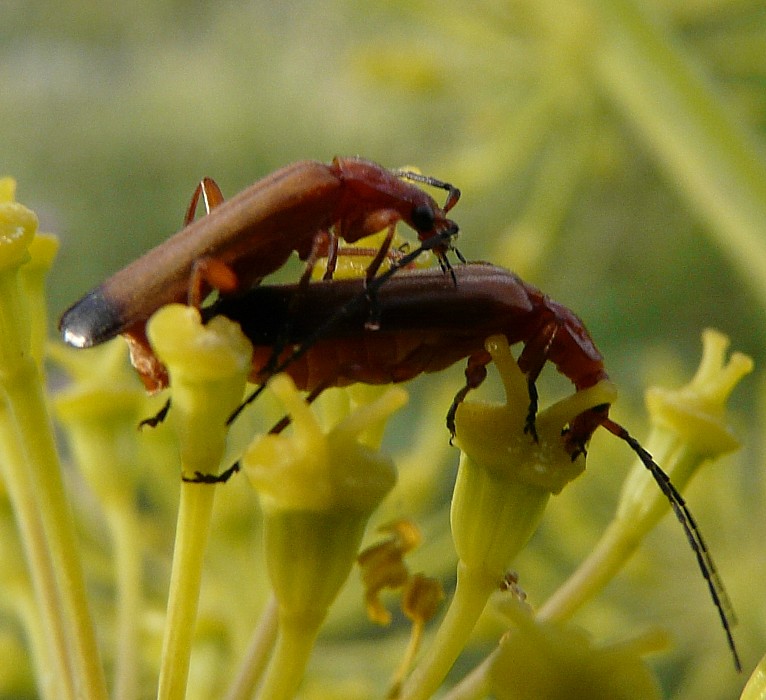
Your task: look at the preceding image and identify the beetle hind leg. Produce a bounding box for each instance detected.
[446,351,491,439]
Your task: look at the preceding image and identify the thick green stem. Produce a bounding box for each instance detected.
[256,610,324,700]
[2,366,107,699]
[538,518,638,623]
[0,400,71,700]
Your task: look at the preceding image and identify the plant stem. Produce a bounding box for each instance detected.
[224,596,279,700]
[157,481,216,700]
[399,562,496,700]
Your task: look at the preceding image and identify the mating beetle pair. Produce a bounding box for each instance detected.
[59,155,740,670]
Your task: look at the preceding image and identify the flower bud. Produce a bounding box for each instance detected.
[242,375,405,699]
[146,304,252,479]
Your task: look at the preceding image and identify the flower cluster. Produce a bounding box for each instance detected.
[0,179,757,700]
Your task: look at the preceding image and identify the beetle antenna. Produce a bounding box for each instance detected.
[392,169,461,213]
[601,418,741,672]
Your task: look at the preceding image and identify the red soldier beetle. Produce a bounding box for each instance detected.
[58,156,461,389]
[203,262,740,671]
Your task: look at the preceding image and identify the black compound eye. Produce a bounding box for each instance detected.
[411,204,436,232]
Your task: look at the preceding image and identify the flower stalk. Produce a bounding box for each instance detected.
[540,329,752,625]
[147,304,253,700]
[51,340,147,700]
[238,375,405,700]
[0,182,107,700]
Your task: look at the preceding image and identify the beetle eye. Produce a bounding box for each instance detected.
[411,204,436,232]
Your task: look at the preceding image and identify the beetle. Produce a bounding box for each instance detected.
[204,262,740,670]
[58,156,461,390]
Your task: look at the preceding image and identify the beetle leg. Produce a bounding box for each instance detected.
[188,257,239,308]
[322,233,340,281]
[364,224,396,282]
[139,398,172,429]
[182,464,240,484]
[446,350,492,439]
[183,177,225,225]
[268,381,332,434]
[363,224,397,331]
[562,405,609,460]
[255,231,336,385]
[267,230,332,364]
[201,381,335,484]
[524,379,540,442]
[300,230,334,286]
[516,320,558,442]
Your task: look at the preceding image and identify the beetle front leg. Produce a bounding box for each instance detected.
[299,229,335,286]
[321,233,340,281]
[563,404,609,460]
[363,224,397,331]
[364,223,396,283]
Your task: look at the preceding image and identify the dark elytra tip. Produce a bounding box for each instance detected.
[58,288,124,348]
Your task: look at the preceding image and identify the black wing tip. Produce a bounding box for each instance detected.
[58,288,123,348]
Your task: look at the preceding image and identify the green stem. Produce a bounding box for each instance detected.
[399,562,496,700]
[0,357,107,698]
[256,609,324,700]
[438,659,492,700]
[157,481,217,700]
[224,596,279,700]
[538,517,638,623]
[591,0,766,308]
[0,210,104,698]
[0,402,71,700]
[109,500,143,700]
[12,583,60,700]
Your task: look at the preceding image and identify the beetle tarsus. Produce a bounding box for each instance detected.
[182,462,240,484]
[139,398,171,429]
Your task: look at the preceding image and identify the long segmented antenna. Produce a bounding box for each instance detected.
[392,169,461,213]
[601,418,741,672]
[225,225,459,426]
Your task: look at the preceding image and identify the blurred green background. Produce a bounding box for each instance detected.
[2,0,766,698]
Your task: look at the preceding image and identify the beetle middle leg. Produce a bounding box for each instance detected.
[201,381,335,484]
[184,178,240,307]
[184,176,226,224]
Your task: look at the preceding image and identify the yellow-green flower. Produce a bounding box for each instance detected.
[488,603,666,700]
[401,334,618,700]
[240,375,405,700]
